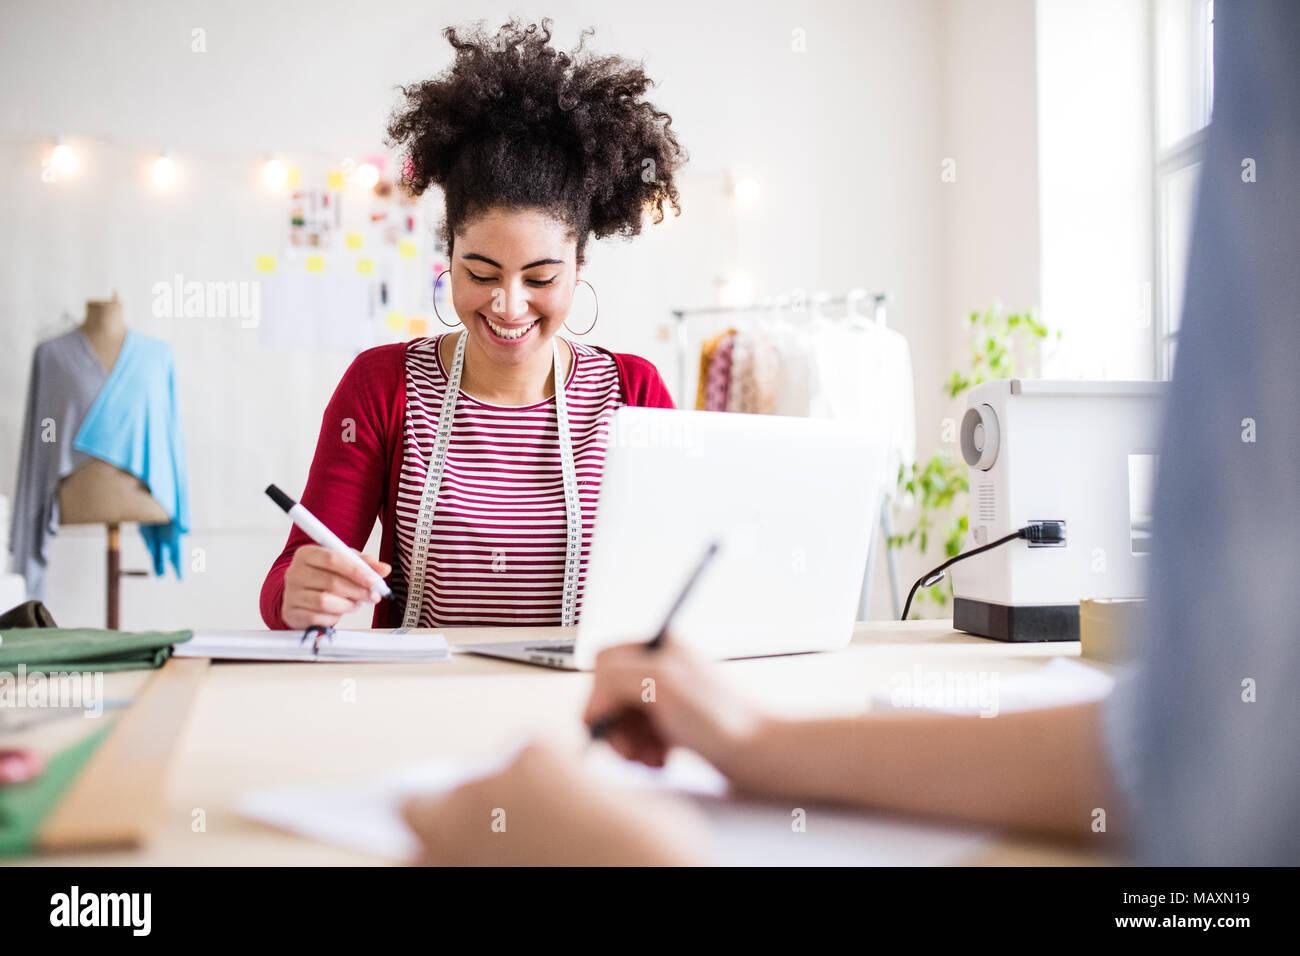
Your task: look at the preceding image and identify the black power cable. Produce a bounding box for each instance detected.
[900,521,1066,621]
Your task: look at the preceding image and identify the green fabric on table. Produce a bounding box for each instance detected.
[0,628,193,673]
[0,723,113,857]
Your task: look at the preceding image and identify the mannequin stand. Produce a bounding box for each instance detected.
[103,525,149,630]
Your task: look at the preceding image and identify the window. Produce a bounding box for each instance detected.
[1152,0,1215,379]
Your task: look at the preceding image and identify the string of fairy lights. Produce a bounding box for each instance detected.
[39,140,387,193]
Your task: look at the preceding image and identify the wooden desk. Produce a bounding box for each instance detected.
[17,620,1118,866]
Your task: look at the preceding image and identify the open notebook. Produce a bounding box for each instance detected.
[174,630,449,663]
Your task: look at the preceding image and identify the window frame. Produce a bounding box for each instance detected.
[1150,0,1214,381]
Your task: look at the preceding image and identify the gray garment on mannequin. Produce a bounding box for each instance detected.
[1101,0,1300,864]
[8,328,108,600]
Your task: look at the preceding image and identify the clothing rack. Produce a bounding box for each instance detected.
[669,290,904,620]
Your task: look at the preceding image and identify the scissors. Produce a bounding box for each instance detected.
[299,625,336,658]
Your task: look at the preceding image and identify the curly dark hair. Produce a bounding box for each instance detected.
[384,17,687,267]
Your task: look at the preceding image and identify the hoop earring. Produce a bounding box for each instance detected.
[563,279,599,335]
[432,269,461,328]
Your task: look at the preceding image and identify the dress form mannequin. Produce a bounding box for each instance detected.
[58,292,168,627]
[80,291,129,371]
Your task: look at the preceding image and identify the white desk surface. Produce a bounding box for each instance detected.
[16,620,1119,866]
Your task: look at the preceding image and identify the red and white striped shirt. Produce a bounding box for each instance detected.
[391,333,622,627]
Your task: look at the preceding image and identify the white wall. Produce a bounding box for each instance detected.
[941,0,1043,379]
[0,0,1062,628]
[917,0,1044,586]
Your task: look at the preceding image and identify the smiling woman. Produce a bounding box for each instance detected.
[259,17,687,631]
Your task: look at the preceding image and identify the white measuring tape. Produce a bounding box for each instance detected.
[401,331,583,628]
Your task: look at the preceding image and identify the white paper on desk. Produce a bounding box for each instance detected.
[174,629,449,662]
[236,748,992,866]
[869,656,1114,716]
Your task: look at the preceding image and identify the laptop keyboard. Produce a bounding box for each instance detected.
[524,643,576,654]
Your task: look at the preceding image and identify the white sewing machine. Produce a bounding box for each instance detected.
[951,380,1167,641]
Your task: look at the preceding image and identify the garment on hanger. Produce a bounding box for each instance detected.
[725,331,753,413]
[726,328,783,415]
[803,311,839,419]
[9,329,110,599]
[703,331,735,410]
[747,330,782,414]
[694,329,734,410]
[73,330,191,580]
[767,318,814,417]
[809,320,917,506]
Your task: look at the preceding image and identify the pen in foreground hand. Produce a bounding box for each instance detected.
[588,539,720,742]
[265,483,394,601]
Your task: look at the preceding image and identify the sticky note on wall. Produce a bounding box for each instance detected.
[306,256,325,273]
[256,255,276,273]
[346,233,364,250]
[357,258,373,275]
[399,240,417,259]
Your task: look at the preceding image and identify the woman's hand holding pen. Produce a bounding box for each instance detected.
[281,545,391,630]
[583,638,767,778]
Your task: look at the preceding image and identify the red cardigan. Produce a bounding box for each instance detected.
[260,340,676,629]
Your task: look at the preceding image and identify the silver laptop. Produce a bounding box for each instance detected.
[460,407,885,670]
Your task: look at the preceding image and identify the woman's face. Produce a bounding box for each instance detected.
[450,207,579,369]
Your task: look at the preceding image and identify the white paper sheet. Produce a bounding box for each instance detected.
[259,271,374,351]
[237,747,992,866]
[869,656,1115,717]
